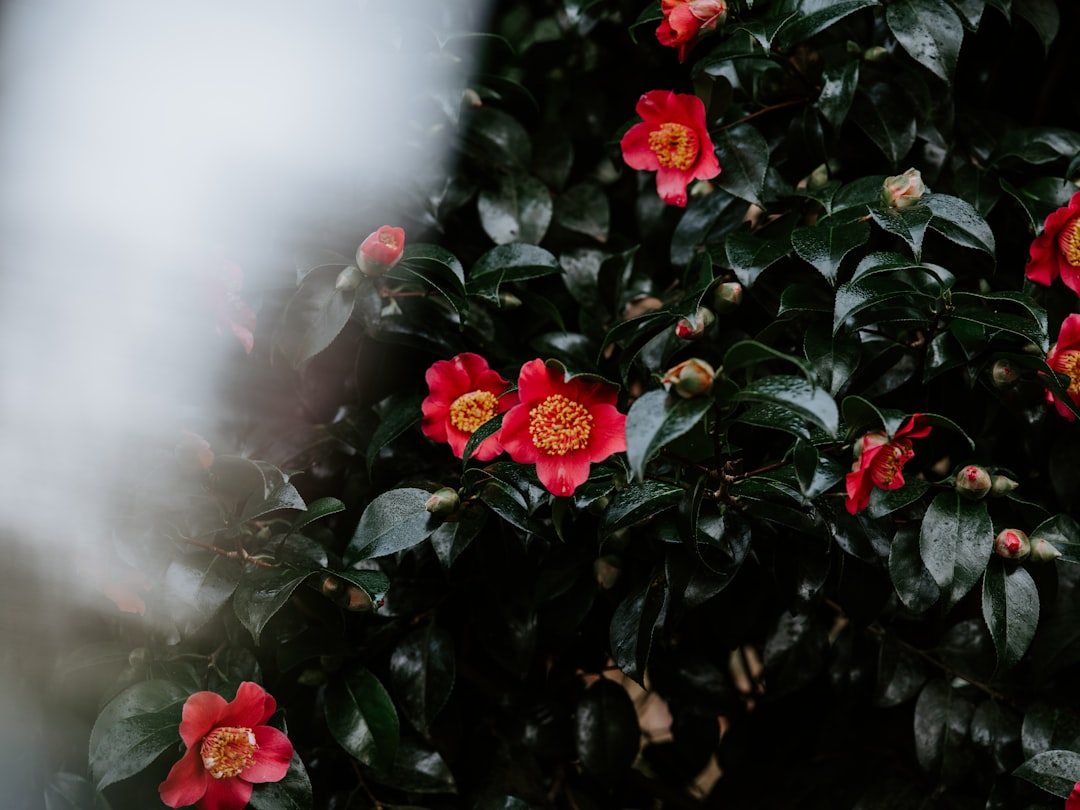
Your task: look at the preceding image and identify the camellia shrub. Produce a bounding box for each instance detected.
[38,1,1080,809]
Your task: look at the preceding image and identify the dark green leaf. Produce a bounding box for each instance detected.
[346,488,441,563]
[869,205,932,262]
[913,679,976,784]
[713,124,769,208]
[430,504,487,569]
[233,566,312,645]
[90,702,184,790]
[324,668,400,773]
[331,567,391,600]
[763,611,828,698]
[45,773,113,810]
[721,229,791,288]
[816,59,860,130]
[89,680,189,758]
[791,219,870,284]
[468,244,561,303]
[610,575,668,685]
[383,736,457,794]
[804,323,859,396]
[1013,0,1060,55]
[739,374,839,436]
[875,636,927,707]
[574,679,640,783]
[919,491,993,610]
[275,266,357,368]
[925,193,996,255]
[601,481,684,537]
[289,497,346,533]
[833,276,928,335]
[868,478,930,519]
[462,107,531,171]
[852,83,916,165]
[247,752,313,810]
[1014,750,1080,798]
[477,173,553,245]
[889,524,941,612]
[555,183,610,242]
[390,624,456,737]
[724,339,816,381]
[367,394,425,474]
[777,0,879,47]
[625,389,712,482]
[886,0,964,81]
[628,0,662,44]
[982,556,1039,672]
[163,554,238,636]
[1029,514,1080,564]
[1022,702,1080,760]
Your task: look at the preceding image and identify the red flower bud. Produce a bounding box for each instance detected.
[993,529,1030,560]
[661,358,716,398]
[990,474,1019,497]
[357,225,405,277]
[990,359,1019,387]
[712,281,743,313]
[425,487,461,515]
[955,465,991,499]
[881,168,924,209]
[675,306,715,340]
[1029,537,1063,563]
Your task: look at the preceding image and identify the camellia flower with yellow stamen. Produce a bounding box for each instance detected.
[158,682,293,810]
[620,90,720,208]
[655,0,727,63]
[421,352,519,461]
[1027,191,1080,294]
[1045,313,1080,421]
[499,359,627,497]
[844,414,932,514]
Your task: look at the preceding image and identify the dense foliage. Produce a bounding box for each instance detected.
[35,1,1080,809]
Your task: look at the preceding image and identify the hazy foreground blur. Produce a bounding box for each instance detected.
[0,1,486,804]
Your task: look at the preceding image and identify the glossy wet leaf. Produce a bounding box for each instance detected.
[389,624,456,737]
[477,173,553,245]
[869,205,932,262]
[574,679,640,784]
[625,389,712,482]
[790,218,870,284]
[276,266,357,368]
[247,752,313,810]
[713,124,769,208]
[610,575,668,685]
[816,59,860,130]
[886,0,964,81]
[852,82,916,164]
[367,394,425,474]
[982,556,1039,672]
[722,229,791,288]
[345,488,441,563]
[324,668,400,773]
[1014,750,1080,798]
[919,491,993,610]
[925,193,996,256]
[90,701,184,790]
[233,565,312,645]
[555,183,610,242]
[738,374,839,436]
[913,679,975,785]
[600,481,684,537]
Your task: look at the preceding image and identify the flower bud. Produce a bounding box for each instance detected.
[846,40,862,57]
[320,575,344,598]
[881,168,925,209]
[994,529,1031,560]
[425,487,461,515]
[990,359,1019,387]
[955,465,992,499]
[335,265,363,291]
[661,358,716,398]
[990,474,1019,497]
[498,291,522,309]
[862,45,888,62]
[690,179,716,198]
[462,87,483,108]
[1029,537,1063,563]
[675,306,715,340]
[176,431,214,470]
[807,162,830,190]
[342,585,374,612]
[594,555,621,590]
[356,225,405,277]
[712,281,743,313]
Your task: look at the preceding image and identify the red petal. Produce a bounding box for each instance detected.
[242,726,294,783]
[179,692,228,747]
[425,358,471,400]
[1058,313,1080,351]
[635,90,677,123]
[585,404,627,462]
[198,776,253,810]
[620,123,662,171]
[219,682,276,728]
[159,748,208,808]
[896,413,932,440]
[1026,233,1059,285]
[655,167,691,207]
[1066,782,1080,810]
[844,466,873,514]
[692,144,721,182]
[535,453,592,497]
[499,403,540,464]
[515,359,557,406]
[1062,262,1080,297]
[454,352,496,383]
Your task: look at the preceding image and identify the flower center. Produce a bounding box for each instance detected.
[378,230,399,249]
[869,438,914,488]
[528,394,593,456]
[200,726,257,779]
[648,122,699,171]
[1057,216,1080,267]
[449,390,499,434]
[1051,348,1080,395]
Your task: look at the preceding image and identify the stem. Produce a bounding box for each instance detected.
[716,98,810,133]
[182,538,278,568]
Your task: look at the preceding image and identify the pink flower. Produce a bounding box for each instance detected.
[1067,781,1080,810]
[844,414,932,515]
[1027,191,1080,295]
[656,0,727,63]
[159,682,293,810]
[204,260,256,354]
[357,226,405,277]
[620,90,721,207]
[881,168,925,209]
[421,353,519,461]
[1045,313,1080,420]
[499,359,627,497]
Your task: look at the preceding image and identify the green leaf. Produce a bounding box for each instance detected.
[1013,0,1060,55]
[163,554,238,636]
[875,636,927,708]
[739,375,839,437]
[713,124,769,208]
[89,680,189,759]
[913,679,976,784]
[45,773,113,810]
[948,290,1048,351]
[324,668,400,773]
[468,244,561,303]
[982,556,1039,672]
[816,58,859,129]
[275,266,357,368]
[736,403,812,439]
[790,218,871,284]
[610,575,668,685]
[628,0,662,44]
[850,251,924,282]
[993,127,1080,167]
[804,323,859,396]
[461,107,531,171]
[345,488,441,563]
[919,491,994,610]
[555,183,610,242]
[868,478,931,519]
[389,623,456,737]
[574,679,641,783]
[1014,750,1080,798]
[721,229,791,288]
[90,702,184,791]
[387,251,469,321]
[724,339,816,381]
[431,504,487,569]
[948,307,1048,353]
[367,393,425,474]
[886,0,964,81]
[833,276,929,335]
[477,173,553,245]
[247,752,313,810]
[624,389,712,482]
[1029,514,1080,564]
[601,481,684,538]
[294,248,350,285]
[289,497,346,533]
[851,83,916,165]
[776,0,879,47]
[385,736,457,794]
[889,524,941,612]
[925,193,997,256]
[869,205,932,262]
[233,566,312,645]
[330,567,391,601]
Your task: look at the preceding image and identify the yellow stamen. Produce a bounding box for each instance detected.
[648,122,699,170]
[529,394,593,456]
[869,439,914,488]
[200,727,257,779]
[449,390,499,434]
[1051,349,1080,395]
[1058,217,1080,267]
[378,230,399,249]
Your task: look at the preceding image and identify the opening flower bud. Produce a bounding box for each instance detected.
[990,359,1019,387]
[862,45,888,62]
[498,291,523,310]
[335,265,363,291]
[1029,537,1063,563]
[675,306,715,340]
[881,168,925,209]
[661,358,716,398]
[807,162,830,190]
[425,487,461,515]
[320,575,343,597]
[357,225,405,277]
[175,431,214,471]
[990,474,1019,497]
[955,465,992,499]
[594,555,621,590]
[712,282,743,313]
[462,87,483,108]
[994,529,1030,560]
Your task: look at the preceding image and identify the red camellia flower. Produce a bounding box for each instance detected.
[159,682,293,810]
[844,414,932,515]
[1027,191,1080,294]
[620,90,721,208]
[499,359,627,497]
[656,0,727,63]
[421,352,519,461]
[1045,313,1080,420]
[1067,781,1080,810]
[357,225,405,276]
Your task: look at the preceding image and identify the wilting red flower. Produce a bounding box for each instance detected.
[844,414,932,514]
[421,353,518,461]
[1067,781,1080,810]
[357,225,405,276]
[204,260,256,354]
[499,359,627,497]
[656,0,727,63]
[1027,191,1080,295]
[620,90,721,208]
[1045,313,1080,420]
[159,682,293,810]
